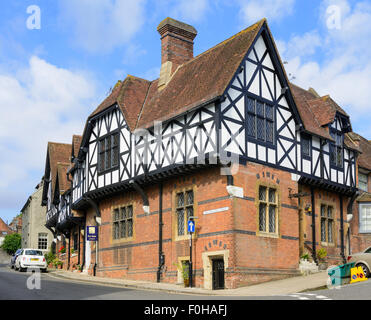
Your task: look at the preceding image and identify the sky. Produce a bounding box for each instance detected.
[0,0,370,224]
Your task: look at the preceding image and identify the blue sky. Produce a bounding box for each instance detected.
[0,0,370,223]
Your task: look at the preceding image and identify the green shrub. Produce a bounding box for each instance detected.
[317,248,327,261]
[0,233,21,255]
[44,251,56,265]
[300,253,310,261]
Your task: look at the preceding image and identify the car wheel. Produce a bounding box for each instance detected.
[41,268,47,273]
[357,263,370,278]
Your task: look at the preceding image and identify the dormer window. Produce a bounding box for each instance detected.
[330,128,343,168]
[98,132,119,173]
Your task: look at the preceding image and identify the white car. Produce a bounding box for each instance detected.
[15,249,47,272]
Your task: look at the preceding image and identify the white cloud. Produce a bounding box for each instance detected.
[238,0,296,25]
[280,1,371,137]
[58,0,146,53]
[170,0,210,22]
[0,56,99,191]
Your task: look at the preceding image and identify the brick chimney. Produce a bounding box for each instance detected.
[157,17,197,90]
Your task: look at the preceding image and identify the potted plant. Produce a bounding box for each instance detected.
[58,246,66,254]
[174,261,190,287]
[317,248,328,270]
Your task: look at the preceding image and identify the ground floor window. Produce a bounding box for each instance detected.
[359,203,371,233]
[113,205,133,240]
[38,233,48,250]
[258,186,278,234]
[320,204,334,243]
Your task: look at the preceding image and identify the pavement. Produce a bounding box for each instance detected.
[49,268,329,297]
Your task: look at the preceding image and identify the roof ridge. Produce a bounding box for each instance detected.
[177,18,266,71]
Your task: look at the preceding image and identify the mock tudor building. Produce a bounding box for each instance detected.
[41,17,366,289]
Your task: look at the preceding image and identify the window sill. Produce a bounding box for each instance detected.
[257,231,279,239]
[112,237,134,244]
[320,242,335,247]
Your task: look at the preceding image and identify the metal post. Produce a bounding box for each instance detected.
[189,230,193,288]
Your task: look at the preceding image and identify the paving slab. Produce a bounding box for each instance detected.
[49,269,329,297]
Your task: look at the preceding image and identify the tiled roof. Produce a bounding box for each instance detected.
[137,19,265,129]
[47,142,72,200]
[0,217,12,234]
[56,162,71,195]
[72,135,82,159]
[89,76,151,131]
[347,132,371,171]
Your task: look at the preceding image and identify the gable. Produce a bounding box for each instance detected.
[220,24,302,171]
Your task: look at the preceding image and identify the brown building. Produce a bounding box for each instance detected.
[346,132,371,254]
[41,17,364,289]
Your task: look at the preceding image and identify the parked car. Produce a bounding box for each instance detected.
[14,249,47,272]
[347,246,371,277]
[10,249,23,269]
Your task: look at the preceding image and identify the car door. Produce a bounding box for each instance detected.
[15,250,23,268]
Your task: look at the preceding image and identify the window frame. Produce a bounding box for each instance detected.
[246,96,275,147]
[98,130,120,175]
[176,189,194,237]
[38,233,48,250]
[320,204,335,245]
[112,204,134,241]
[257,185,279,236]
[301,133,312,159]
[359,203,371,234]
[329,128,343,169]
[359,173,368,192]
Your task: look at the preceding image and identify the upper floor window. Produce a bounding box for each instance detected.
[176,190,194,236]
[258,186,278,234]
[359,173,368,192]
[247,97,274,144]
[330,129,343,168]
[113,205,133,240]
[320,205,334,243]
[98,132,119,173]
[301,133,311,158]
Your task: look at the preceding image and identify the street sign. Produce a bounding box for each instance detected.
[87,226,98,241]
[188,220,195,233]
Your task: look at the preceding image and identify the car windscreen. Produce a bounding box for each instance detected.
[25,250,43,256]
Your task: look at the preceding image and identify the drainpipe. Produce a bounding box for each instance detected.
[157,183,164,283]
[311,187,318,264]
[346,190,359,256]
[67,231,71,270]
[339,195,346,264]
[81,219,86,272]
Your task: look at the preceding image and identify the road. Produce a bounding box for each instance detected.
[0,263,370,300]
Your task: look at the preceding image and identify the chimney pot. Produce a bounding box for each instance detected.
[157,17,197,90]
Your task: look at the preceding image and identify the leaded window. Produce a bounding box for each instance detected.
[98,132,119,173]
[320,205,334,243]
[330,129,343,168]
[246,97,274,144]
[176,190,194,236]
[359,173,368,192]
[301,134,311,157]
[113,205,133,240]
[258,186,278,234]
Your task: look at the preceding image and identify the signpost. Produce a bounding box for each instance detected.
[188,218,196,288]
[87,226,98,241]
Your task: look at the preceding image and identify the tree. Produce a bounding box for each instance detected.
[1,233,21,255]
